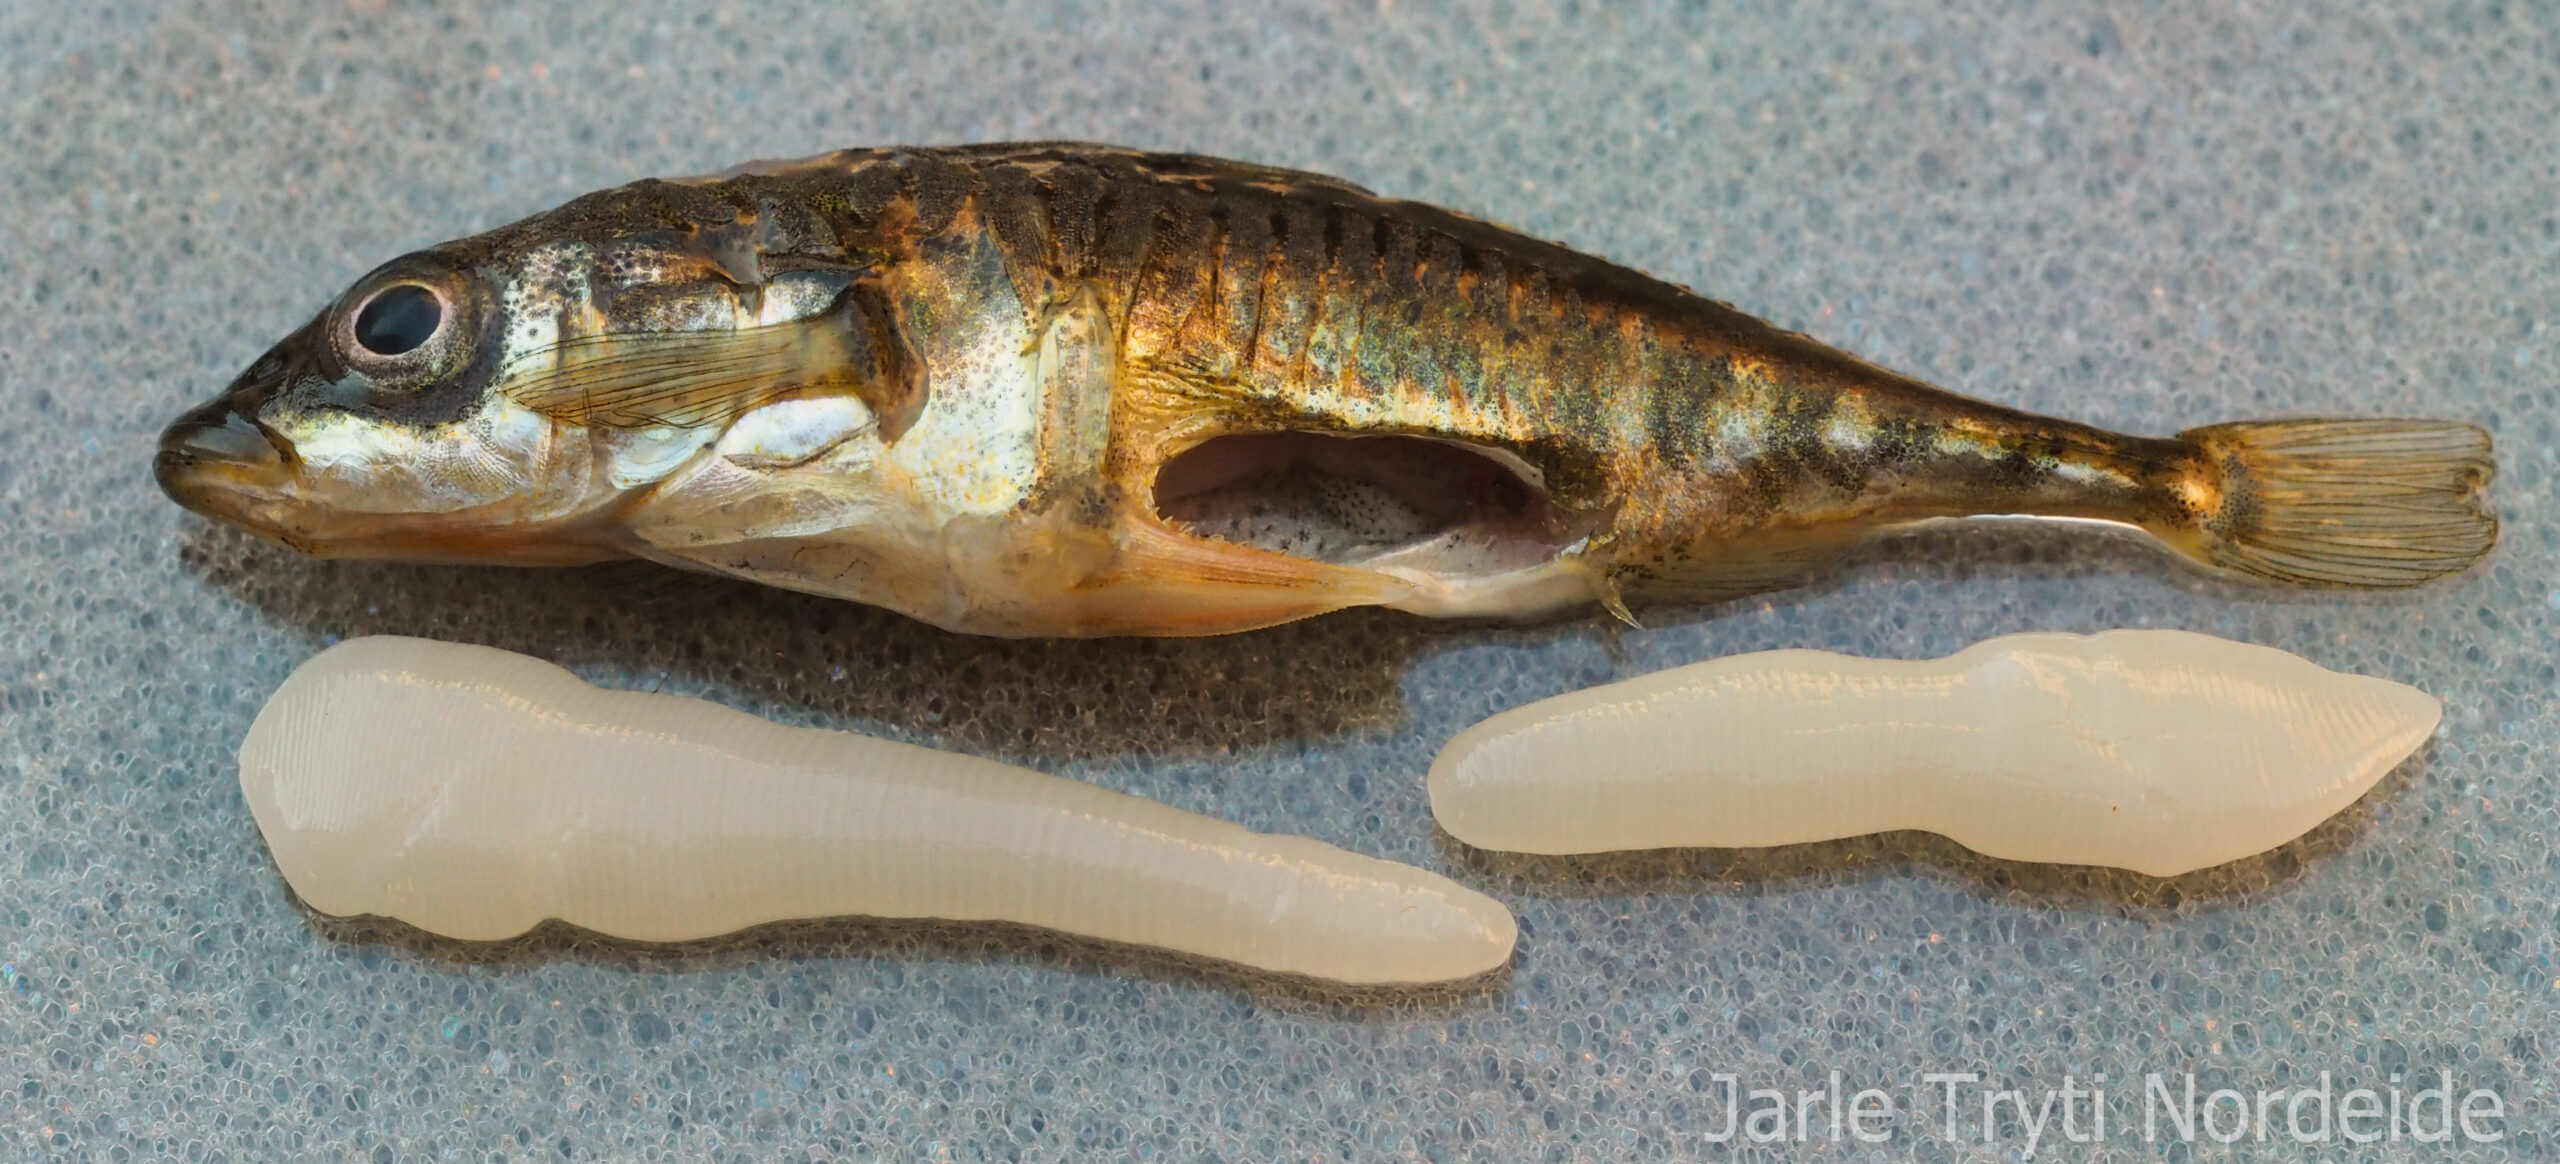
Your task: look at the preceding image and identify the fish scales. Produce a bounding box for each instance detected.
[156,143,2498,636]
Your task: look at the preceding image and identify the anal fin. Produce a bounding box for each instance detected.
[1631,523,1870,605]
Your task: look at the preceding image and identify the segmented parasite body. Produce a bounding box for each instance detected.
[1427,630,2441,876]
[243,636,1516,984]
[158,144,2497,636]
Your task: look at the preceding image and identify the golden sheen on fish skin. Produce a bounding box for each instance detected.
[155,143,2499,636]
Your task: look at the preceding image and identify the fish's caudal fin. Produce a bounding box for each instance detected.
[2160,419,2497,587]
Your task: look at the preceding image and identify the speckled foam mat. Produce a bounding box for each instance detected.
[3,1,2553,1158]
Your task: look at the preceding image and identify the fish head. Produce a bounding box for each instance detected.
[152,245,598,564]
[155,180,881,565]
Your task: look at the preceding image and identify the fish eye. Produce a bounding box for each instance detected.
[351,284,444,357]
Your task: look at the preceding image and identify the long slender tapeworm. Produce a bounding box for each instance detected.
[240,636,1515,985]
[1427,630,2440,876]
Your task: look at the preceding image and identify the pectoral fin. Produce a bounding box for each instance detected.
[506,277,928,436]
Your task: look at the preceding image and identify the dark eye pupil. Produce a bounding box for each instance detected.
[353,284,442,356]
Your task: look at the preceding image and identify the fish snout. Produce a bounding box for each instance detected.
[154,398,293,515]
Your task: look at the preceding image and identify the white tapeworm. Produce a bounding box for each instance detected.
[240,637,1515,985]
[1429,630,2440,876]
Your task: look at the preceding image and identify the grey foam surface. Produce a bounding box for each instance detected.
[5,1,2557,1159]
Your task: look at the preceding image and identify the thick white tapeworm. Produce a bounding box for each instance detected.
[240,636,1515,985]
[1428,630,2441,876]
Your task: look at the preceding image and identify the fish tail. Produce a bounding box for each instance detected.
[2153,419,2497,587]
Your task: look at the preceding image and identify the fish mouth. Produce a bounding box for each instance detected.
[154,400,297,522]
[152,401,625,567]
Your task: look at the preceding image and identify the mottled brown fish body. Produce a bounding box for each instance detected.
[157,144,2497,635]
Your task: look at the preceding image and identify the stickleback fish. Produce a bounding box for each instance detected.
[156,143,2497,636]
